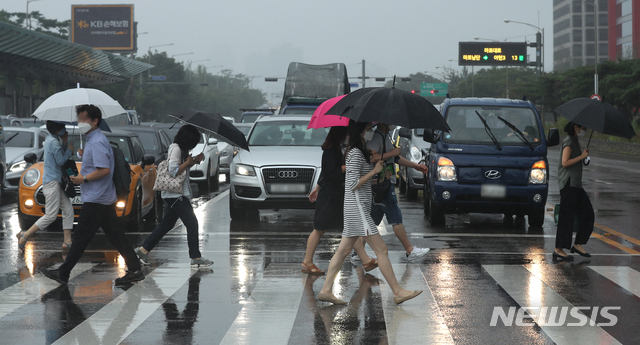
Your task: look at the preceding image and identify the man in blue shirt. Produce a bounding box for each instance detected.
[41,105,143,285]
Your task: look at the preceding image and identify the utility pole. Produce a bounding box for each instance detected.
[361,59,366,88]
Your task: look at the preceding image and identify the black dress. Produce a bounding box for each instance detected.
[313,147,345,231]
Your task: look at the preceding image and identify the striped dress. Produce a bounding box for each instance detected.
[343,148,379,237]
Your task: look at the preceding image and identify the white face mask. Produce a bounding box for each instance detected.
[577,129,586,138]
[363,130,374,141]
[78,122,92,134]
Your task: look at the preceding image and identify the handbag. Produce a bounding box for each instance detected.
[153,146,187,194]
[60,160,78,198]
[371,131,393,203]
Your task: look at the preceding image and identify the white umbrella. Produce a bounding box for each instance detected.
[32,88,126,148]
[33,88,126,122]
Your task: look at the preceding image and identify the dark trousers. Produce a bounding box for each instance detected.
[142,197,201,259]
[556,184,594,249]
[59,202,141,279]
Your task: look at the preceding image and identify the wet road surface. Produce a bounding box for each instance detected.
[0,148,639,344]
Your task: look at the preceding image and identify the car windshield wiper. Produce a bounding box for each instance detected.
[474,111,501,150]
[496,116,534,151]
[4,132,19,145]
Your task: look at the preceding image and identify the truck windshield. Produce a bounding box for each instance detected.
[443,105,541,146]
[248,121,327,146]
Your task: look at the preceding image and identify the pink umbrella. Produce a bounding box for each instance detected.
[307,95,350,129]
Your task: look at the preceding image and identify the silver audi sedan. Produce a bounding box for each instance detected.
[229,115,325,221]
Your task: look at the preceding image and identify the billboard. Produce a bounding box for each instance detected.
[458,42,528,67]
[71,5,134,52]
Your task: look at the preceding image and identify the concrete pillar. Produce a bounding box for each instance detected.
[4,76,16,115]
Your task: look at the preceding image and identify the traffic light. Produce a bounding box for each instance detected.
[430,89,438,94]
[411,90,416,93]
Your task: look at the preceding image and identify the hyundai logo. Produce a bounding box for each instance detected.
[484,170,502,179]
[278,171,299,178]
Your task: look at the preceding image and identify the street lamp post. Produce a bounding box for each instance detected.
[26,0,44,30]
[582,0,599,95]
[504,19,544,76]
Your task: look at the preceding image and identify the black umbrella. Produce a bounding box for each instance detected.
[554,98,636,140]
[326,86,450,131]
[169,109,250,151]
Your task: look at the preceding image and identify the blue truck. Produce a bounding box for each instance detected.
[422,98,559,227]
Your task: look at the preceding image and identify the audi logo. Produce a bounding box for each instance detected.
[484,170,502,179]
[278,171,299,178]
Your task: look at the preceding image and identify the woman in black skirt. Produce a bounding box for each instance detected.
[302,126,377,274]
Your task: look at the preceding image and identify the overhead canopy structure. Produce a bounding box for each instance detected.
[0,22,152,86]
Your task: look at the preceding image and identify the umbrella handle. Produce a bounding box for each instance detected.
[587,130,593,148]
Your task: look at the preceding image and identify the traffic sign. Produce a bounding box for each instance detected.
[590,94,602,101]
[420,83,448,97]
[458,42,528,67]
[150,76,166,81]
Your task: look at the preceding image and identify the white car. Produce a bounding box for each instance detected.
[190,133,220,194]
[4,127,48,192]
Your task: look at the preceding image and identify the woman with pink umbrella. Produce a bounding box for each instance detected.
[302,96,377,274]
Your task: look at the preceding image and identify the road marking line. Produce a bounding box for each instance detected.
[219,263,307,345]
[52,263,194,345]
[589,266,640,298]
[483,265,621,345]
[594,223,640,247]
[376,264,454,345]
[0,263,96,320]
[591,233,640,255]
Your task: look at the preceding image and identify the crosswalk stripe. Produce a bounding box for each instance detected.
[0,263,96,320]
[483,265,621,345]
[52,263,194,345]
[589,266,640,298]
[219,263,307,345]
[376,264,454,345]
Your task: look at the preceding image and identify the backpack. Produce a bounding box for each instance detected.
[111,146,132,199]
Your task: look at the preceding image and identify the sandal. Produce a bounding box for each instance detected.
[363,258,378,272]
[62,242,72,251]
[301,262,325,275]
[16,231,29,252]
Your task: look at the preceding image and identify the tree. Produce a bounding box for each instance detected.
[0,10,70,39]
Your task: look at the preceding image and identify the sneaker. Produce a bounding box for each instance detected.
[115,270,145,285]
[135,247,150,266]
[40,268,69,284]
[190,257,214,268]
[406,247,430,262]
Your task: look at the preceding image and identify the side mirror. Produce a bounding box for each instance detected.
[547,128,560,147]
[398,128,411,139]
[208,138,218,145]
[24,152,37,164]
[423,129,437,144]
[141,154,155,168]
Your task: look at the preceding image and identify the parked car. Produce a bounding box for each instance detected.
[105,110,140,127]
[397,127,431,199]
[112,126,171,165]
[148,122,220,194]
[3,127,48,192]
[229,115,324,221]
[18,127,158,231]
[1,115,24,127]
[422,98,559,227]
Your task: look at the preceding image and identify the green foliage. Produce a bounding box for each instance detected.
[97,51,266,123]
[0,10,70,39]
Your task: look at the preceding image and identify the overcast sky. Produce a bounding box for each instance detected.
[6,0,553,102]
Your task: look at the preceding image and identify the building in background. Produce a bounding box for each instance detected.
[553,0,609,71]
[608,0,640,60]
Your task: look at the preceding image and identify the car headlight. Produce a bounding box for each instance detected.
[221,149,230,157]
[9,160,28,172]
[409,145,421,163]
[529,160,547,184]
[235,164,256,176]
[437,157,457,181]
[22,169,40,187]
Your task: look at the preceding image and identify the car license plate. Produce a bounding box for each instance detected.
[70,196,83,205]
[270,184,306,194]
[481,184,506,199]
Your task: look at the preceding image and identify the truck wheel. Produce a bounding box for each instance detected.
[423,185,430,216]
[428,198,445,226]
[406,186,418,200]
[528,209,545,227]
